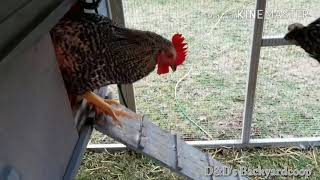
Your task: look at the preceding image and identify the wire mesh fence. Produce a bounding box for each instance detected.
[89,0,320,146]
[252,0,320,139]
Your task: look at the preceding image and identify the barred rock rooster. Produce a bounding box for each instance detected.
[284,18,320,63]
[50,7,187,127]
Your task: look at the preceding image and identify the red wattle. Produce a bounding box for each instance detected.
[157,64,170,75]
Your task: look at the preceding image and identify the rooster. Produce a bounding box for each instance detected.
[284,18,320,63]
[50,6,187,127]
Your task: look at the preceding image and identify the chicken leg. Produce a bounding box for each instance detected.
[82,91,134,127]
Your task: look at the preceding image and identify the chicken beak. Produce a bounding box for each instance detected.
[170,65,177,72]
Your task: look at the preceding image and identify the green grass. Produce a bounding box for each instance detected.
[78,0,320,179]
[118,0,320,140]
[77,151,183,180]
[77,148,320,180]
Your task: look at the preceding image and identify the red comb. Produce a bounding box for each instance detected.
[172,33,187,65]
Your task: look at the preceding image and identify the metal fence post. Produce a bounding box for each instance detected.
[241,0,267,144]
[105,0,137,112]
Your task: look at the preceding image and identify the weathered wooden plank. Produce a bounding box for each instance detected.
[207,153,246,180]
[138,117,177,168]
[94,110,142,150]
[176,135,211,180]
[205,153,214,180]
[94,104,248,180]
[175,135,182,171]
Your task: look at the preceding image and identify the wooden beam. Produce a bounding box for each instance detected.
[106,0,136,112]
[91,105,247,179]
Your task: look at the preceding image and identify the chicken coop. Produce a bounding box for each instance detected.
[0,0,319,179]
[0,0,91,179]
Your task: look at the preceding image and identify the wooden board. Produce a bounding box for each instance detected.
[94,103,248,180]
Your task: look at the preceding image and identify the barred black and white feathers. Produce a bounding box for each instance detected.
[285,18,320,63]
[50,12,174,95]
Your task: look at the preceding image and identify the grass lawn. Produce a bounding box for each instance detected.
[77,148,319,180]
[78,0,320,179]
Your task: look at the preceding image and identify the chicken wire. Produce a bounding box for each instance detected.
[121,0,256,141]
[250,0,320,139]
[90,0,320,146]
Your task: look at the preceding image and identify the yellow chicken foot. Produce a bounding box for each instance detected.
[104,99,120,105]
[82,91,133,127]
